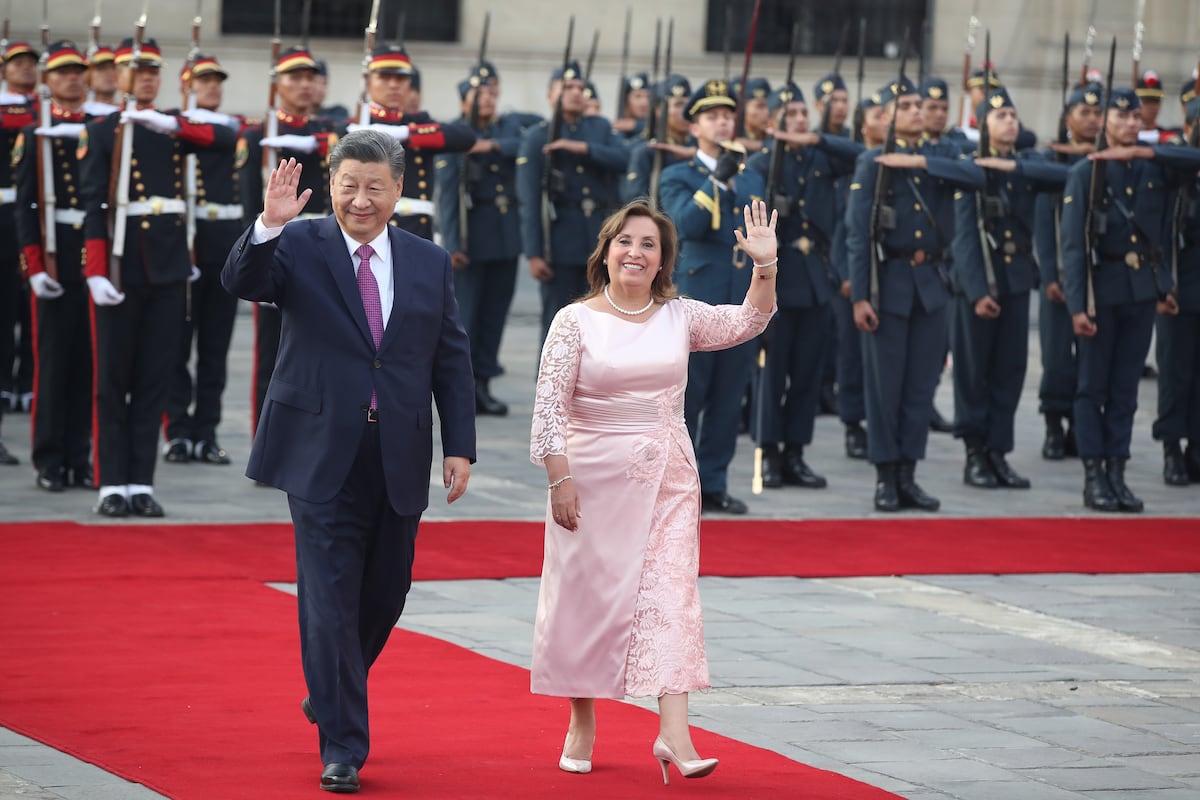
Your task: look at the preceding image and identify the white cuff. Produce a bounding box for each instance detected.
[252,215,286,244]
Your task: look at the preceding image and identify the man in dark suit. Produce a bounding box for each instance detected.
[222,129,476,793]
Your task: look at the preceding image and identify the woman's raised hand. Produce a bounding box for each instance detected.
[734,199,779,266]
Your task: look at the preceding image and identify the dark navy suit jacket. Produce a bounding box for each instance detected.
[222,215,476,515]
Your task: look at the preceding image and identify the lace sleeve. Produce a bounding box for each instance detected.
[530,305,583,464]
[682,296,775,352]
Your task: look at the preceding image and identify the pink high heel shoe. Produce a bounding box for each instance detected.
[558,734,592,774]
[653,736,718,784]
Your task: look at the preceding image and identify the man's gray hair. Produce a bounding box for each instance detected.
[329,128,406,180]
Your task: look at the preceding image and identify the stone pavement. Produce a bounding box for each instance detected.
[1,273,1198,798]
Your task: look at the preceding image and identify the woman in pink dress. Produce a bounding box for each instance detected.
[529,199,778,783]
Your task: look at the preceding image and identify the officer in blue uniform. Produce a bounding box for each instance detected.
[1061,86,1200,512]
[659,78,766,514]
[621,75,694,204]
[1033,83,1103,459]
[517,60,628,342]
[1153,84,1200,484]
[951,87,1068,489]
[436,66,526,416]
[747,82,861,489]
[845,76,984,512]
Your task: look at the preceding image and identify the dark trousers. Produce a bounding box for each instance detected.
[32,284,92,474]
[862,304,949,464]
[1153,309,1200,444]
[453,257,517,380]
[166,263,239,444]
[538,263,588,349]
[754,305,832,446]
[685,339,756,494]
[287,423,419,769]
[92,282,186,487]
[1038,294,1076,416]
[951,292,1030,453]
[832,293,865,424]
[253,303,282,435]
[1074,300,1155,459]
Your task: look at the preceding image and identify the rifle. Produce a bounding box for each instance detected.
[1131,0,1145,88]
[0,0,10,94]
[1083,37,1117,319]
[1080,0,1097,86]
[458,11,490,250]
[958,2,979,130]
[647,18,673,210]
[1173,56,1200,290]
[975,31,998,299]
[35,0,56,279]
[86,1,102,103]
[733,0,764,140]
[262,0,282,182]
[108,0,149,292]
[184,0,202,314]
[1055,33,1070,162]
[853,19,866,144]
[584,29,600,86]
[722,3,732,83]
[867,29,910,311]
[615,8,631,124]
[356,0,382,125]
[300,0,312,50]
[820,20,850,135]
[540,16,574,267]
[765,23,800,218]
[648,18,661,136]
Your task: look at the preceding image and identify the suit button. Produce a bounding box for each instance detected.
[374,359,382,368]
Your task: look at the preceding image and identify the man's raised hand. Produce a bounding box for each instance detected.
[261,157,313,228]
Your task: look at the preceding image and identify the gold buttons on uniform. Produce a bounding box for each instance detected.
[576,166,584,173]
[915,230,923,239]
[913,203,921,211]
[141,221,151,229]
[1004,230,1013,239]
[1004,255,1012,264]
[133,171,141,178]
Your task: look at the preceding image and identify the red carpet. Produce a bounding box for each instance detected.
[0,524,901,799]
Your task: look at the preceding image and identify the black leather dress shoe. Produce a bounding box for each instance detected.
[68,465,95,489]
[0,441,18,465]
[301,696,316,724]
[987,450,1031,489]
[760,448,783,489]
[844,423,867,459]
[781,448,827,488]
[194,440,232,465]
[129,493,165,517]
[163,439,191,463]
[36,468,66,492]
[475,382,509,416]
[700,491,748,515]
[96,494,129,517]
[320,763,360,793]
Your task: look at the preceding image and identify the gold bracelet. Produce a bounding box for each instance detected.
[548,475,573,490]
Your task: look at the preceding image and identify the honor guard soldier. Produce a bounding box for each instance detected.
[613,72,650,139]
[472,59,544,131]
[951,87,1068,490]
[1034,83,1102,459]
[1155,84,1200,485]
[659,79,766,514]
[240,45,337,434]
[620,74,695,204]
[920,77,970,149]
[84,45,120,114]
[517,60,628,341]
[582,81,603,118]
[1060,86,1200,512]
[347,45,476,240]
[435,67,525,416]
[748,82,861,489]
[14,40,93,489]
[814,73,850,138]
[406,66,422,115]
[80,36,236,517]
[1134,70,1172,144]
[845,76,985,512]
[313,60,350,126]
[0,41,38,464]
[163,53,244,466]
[734,77,771,154]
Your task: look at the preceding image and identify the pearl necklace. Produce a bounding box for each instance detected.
[604,284,654,316]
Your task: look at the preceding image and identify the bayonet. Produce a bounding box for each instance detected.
[584,29,600,84]
[959,2,979,129]
[356,0,382,125]
[1080,0,1098,86]
[1131,0,1146,88]
[615,8,630,128]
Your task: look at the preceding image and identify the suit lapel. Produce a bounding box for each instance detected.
[378,225,412,353]
[316,216,374,350]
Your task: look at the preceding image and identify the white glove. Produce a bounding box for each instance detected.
[184,108,240,129]
[30,272,64,299]
[122,108,180,135]
[260,134,318,153]
[83,100,121,117]
[87,276,126,306]
[189,265,202,283]
[34,123,86,139]
[0,90,28,106]
[347,122,409,142]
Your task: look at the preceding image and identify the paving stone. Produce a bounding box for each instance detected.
[1027,766,1187,791]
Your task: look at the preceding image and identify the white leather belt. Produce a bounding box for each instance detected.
[194,202,245,221]
[394,197,435,217]
[0,187,15,205]
[124,197,187,217]
[54,208,87,225]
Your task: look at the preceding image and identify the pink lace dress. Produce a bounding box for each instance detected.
[529,297,773,699]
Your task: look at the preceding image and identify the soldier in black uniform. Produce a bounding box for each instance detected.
[346,45,475,241]
[163,53,244,466]
[14,41,93,489]
[517,60,628,342]
[951,88,1068,489]
[80,37,235,516]
[748,82,861,489]
[240,46,337,435]
[84,45,119,112]
[313,59,350,126]
[1060,86,1200,512]
[621,74,695,204]
[435,66,525,416]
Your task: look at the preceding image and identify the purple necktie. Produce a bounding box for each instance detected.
[355,243,383,410]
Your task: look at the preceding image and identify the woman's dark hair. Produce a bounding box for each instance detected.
[583,200,679,304]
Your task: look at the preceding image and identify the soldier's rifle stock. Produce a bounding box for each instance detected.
[1083,37,1117,319]
[36,0,56,279]
[540,16,574,267]
[868,30,909,311]
[108,0,149,292]
[647,19,673,210]
[458,12,490,250]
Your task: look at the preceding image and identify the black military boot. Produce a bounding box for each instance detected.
[873,462,900,512]
[1105,457,1144,512]
[760,444,784,489]
[475,379,509,416]
[1042,414,1066,460]
[782,445,827,488]
[1163,441,1189,486]
[987,450,1031,489]
[963,438,998,488]
[844,422,867,459]
[897,460,940,511]
[1081,457,1119,512]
